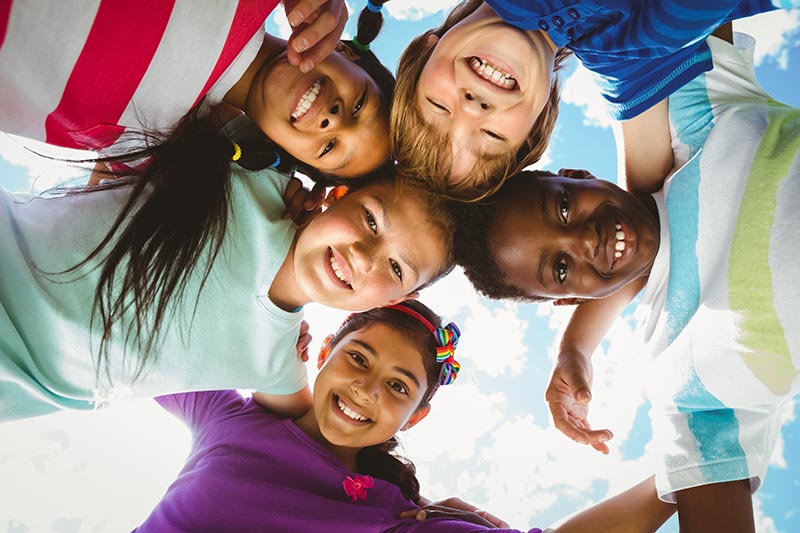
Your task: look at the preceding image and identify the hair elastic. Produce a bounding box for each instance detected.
[351,35,370,52]
[231,142,242,162]
[385,304,461,386]
[269,151,281,169]
[366,0,383,13]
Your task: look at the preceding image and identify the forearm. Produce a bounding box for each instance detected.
[554,476,675,533]
[675,480,754,533]
[252,385,313,419]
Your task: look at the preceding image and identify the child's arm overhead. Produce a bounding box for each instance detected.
[615,98,673,195]
[546,278,646,453]
[252,386,313,419]
[283,0,348,72]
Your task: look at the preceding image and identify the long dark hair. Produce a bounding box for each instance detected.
[66,3,396,385]
[323,300,449,503]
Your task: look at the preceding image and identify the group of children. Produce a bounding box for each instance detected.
[0,0,798,531]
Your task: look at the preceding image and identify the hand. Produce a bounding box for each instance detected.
[282,178,326,227]
[295,320,312,362]
[400,497,509,528]
[545,352,613,454]
[283,0,348,73]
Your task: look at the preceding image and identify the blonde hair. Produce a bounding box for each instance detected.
[391,0,571,202]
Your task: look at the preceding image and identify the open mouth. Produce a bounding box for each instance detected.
[291,78,322,122]
[335,394,372,423]
[468,57,517,90]
[328,247,352,289]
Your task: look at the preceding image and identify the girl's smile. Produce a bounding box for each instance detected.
[245,42,390,178]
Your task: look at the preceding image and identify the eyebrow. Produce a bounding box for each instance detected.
[351,339,421,389]
[375,194,420,283]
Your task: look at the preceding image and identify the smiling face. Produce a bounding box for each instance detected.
[290,182,450,311]
[415,3,555,184]
[311,323,430,450]
[246,45,390,178]
[489,171,660,300]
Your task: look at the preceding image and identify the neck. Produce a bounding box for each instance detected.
[294,410,361,470]
[224,34,287,109]
[269,238,309,312]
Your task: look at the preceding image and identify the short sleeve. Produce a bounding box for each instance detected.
[155,390,245,434]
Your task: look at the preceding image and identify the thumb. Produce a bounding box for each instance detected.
[566,366,592,404]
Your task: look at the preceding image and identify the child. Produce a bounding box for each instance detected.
[391,0,789,199]
[0,132,458,421]
[134,301,675,532]
[456,32,799,532]
[0,0,390,179]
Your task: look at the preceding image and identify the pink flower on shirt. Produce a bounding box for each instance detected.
[343,474,374,502]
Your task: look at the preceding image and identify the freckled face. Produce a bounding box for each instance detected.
[313,323,429,449]
[489,171,660,299]
[246,47,390,178]
[291,182,448,311]
[415,3,555,184]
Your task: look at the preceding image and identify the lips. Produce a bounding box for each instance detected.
[333,394,372,424]
[291,78,324,123]
[468,56,518,90]
[327,247,353,289]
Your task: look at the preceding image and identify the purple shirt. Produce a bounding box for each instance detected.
[135,390,542,532]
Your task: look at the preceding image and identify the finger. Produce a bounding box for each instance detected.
[285,0,327,28]
[282,178,306,220]
[299,320,310,336]
[305,181,328,211]
[417,509,494,527]
[474,509,510,528]
[300,347,309,363]
[550,403,592,445]
[293,5,347,72]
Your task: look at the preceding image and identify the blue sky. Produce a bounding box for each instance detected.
[0,2,798,532]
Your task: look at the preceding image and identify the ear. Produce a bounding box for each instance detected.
[401,404,431,431]
[553,297,587,306]
[557,168,597,180]
[317,334,336,370]
[338,42,361,62]
[385,291,419,307]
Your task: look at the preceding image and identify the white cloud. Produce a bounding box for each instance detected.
[753,493,781,533]
[736,10,800,69]
[385,0,459,21]
[561,63,613,129]
[459,301,529,378]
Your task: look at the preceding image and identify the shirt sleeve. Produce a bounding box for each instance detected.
[155,390,245,433]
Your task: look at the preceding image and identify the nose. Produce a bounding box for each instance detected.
[319,102,343,130]
[351,377,378,403]
[348,240,373,275]
[566,220,599,263]
[460,89,492,116]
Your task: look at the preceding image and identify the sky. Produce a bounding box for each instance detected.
[0,2,799,532]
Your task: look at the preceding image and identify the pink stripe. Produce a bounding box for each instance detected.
[44,0,176,149]
[190,0,279,109]
[0,0,11,49]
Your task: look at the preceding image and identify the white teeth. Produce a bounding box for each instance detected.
[615,251,622,258]
[615,240,625,251]
[616,230,625,240]
[291,79,321,121]
[329,253,351,287]
[468,57,517,90]
[615,224,622,230]
[337,397,369,422]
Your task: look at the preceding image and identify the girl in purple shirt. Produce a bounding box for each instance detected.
[136,301,675,532]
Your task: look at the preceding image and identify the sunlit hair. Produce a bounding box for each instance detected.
[391,0,571,202]
[323,300,449,502]
[454,170,551,301]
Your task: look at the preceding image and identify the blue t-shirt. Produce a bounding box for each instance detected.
[484,0,785,119]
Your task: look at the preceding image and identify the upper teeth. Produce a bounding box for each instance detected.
[337,397,369,422]
[614,223,626,258]
[469,57,517,90]
[292,79,321,121]
[330,252,351,287]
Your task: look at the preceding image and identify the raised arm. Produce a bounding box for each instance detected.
[546,278,646,453]
[252,385,313,419]
[615,98,673,195]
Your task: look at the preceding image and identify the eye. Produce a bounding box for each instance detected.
[320,139,336,157]
[390,259,403,281]
[556,256,568,284]
[482,129,505,141]
[364,209,377,233]
[389,381,409,395]
[427,97,450,114]
[559,193,569,223]
[349,351,368,367]
[353,88,367,116]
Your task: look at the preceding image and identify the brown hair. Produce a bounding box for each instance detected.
[324,301,451,503]
[391,0,571,201]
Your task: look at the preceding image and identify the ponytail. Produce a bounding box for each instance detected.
[357,437,422,503]
[342,0,394,108]
[65,109,279,385]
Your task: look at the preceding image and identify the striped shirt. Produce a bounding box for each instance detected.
[0,0,277,151]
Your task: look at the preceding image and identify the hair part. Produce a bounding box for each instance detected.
[391,0,572,201]
[324,300,448,502]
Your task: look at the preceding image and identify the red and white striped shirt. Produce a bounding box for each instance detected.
[0,0,277,151]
